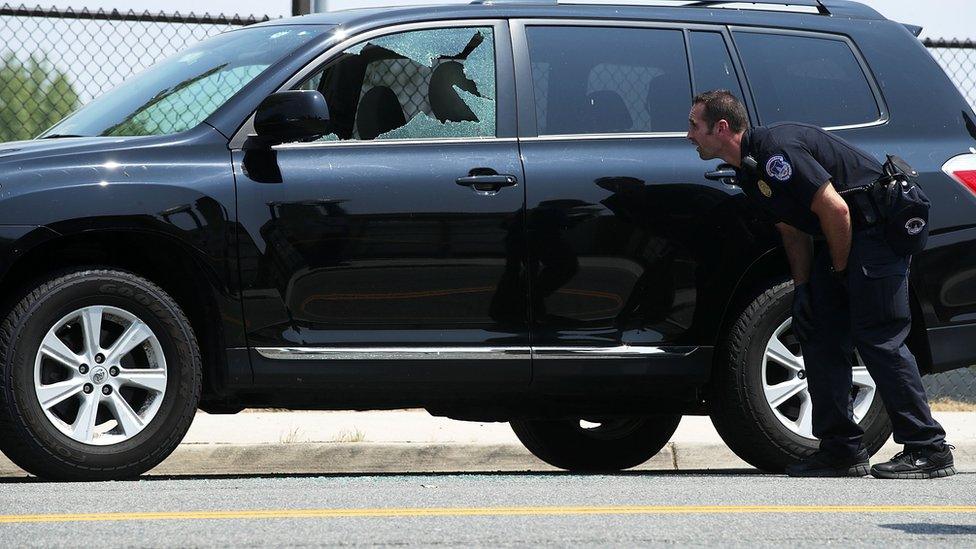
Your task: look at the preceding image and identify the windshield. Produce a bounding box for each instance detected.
[43,25,330,138]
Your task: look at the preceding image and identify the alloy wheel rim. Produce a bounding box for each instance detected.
[33,305,167,446]
[761,318,876,439]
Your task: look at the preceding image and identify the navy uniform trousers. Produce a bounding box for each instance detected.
[802,225,946,457]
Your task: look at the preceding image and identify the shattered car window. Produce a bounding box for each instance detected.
[297,27,495,142]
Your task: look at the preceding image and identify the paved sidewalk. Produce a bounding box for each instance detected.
[0,411,972,476]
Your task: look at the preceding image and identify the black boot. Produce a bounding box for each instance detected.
[870,444,956,479]
[786,449,870,478]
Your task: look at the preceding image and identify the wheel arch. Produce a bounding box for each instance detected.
[714,246,790,350]
[0,227,244,404]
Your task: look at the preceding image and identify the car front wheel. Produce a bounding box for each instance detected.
[0,269,201,480]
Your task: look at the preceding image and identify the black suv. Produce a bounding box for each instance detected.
[1,0,974,480]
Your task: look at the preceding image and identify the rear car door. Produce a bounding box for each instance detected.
[233,21,530,388]
[511,20,748,387]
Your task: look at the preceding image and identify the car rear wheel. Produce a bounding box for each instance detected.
[710,281,892,472]
[510,414,681,471]
[0,269,201,480]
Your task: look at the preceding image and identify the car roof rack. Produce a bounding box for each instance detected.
[686,0,829,15]
[469,0,558,4]
[472,0,831,15]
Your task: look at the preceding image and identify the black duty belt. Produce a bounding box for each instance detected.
[838,183,881,230]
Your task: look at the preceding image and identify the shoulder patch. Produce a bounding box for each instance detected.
[766,155,793,182]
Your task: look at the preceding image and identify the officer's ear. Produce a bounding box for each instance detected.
[714,119,731,135]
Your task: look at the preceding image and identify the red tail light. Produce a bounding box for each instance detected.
[943,153,976,197]
[954,170,976,194]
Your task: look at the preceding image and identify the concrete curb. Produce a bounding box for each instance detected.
[0,443,671,477]
[2,440,973,477]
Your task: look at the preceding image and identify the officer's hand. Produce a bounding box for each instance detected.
[792,283,815,342]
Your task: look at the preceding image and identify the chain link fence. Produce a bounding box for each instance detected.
[920,38,976,404]
[925,38,976,111]
[0,6,973,401]
[0,4,268,141]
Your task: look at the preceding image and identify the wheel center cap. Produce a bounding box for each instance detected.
[91,367,108,385]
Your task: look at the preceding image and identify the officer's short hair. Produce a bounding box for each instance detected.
[693,90,749,133]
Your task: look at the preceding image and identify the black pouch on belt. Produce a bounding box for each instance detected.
[874,154,930,256]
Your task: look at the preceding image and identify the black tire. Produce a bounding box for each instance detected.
[510,415,681,471]
[710,280,892,472]
[0,269,201,480]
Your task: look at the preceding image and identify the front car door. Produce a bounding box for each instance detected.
[232,20,530,391]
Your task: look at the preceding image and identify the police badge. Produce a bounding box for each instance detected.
[758,179,772,198]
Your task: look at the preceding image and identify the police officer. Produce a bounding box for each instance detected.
[687,90,955,479]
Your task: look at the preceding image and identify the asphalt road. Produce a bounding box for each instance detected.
[1,471,975,547]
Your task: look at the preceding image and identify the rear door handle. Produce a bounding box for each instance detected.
[455,174,518,193]
[704,164,738,187]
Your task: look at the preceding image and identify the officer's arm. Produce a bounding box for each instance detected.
[810,181,852,272]
[775,223,813,284]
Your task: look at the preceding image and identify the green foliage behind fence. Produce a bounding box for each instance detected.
[0,4,268,143]
[0,54,78,141]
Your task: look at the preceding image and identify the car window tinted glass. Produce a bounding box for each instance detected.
[297,26,495,142]
[689,31,744,102]
[526,26,690,135]
[45,25,329,138]
[733,32,880,127]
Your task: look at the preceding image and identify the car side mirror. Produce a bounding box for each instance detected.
[245,90,331,150]
[704,163,738,187]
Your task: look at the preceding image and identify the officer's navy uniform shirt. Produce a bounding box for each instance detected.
[736,122,883,235]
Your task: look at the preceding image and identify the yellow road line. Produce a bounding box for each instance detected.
[0,505,975,524]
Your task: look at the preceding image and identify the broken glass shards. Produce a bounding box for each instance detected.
[456,87,495,135]
[343,27,497,140]
[376,111,486,140]
[359,28,472,68]
[462,30,494,100]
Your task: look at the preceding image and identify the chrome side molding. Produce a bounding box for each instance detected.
[254,345,693,360]
[255,347,531,360]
